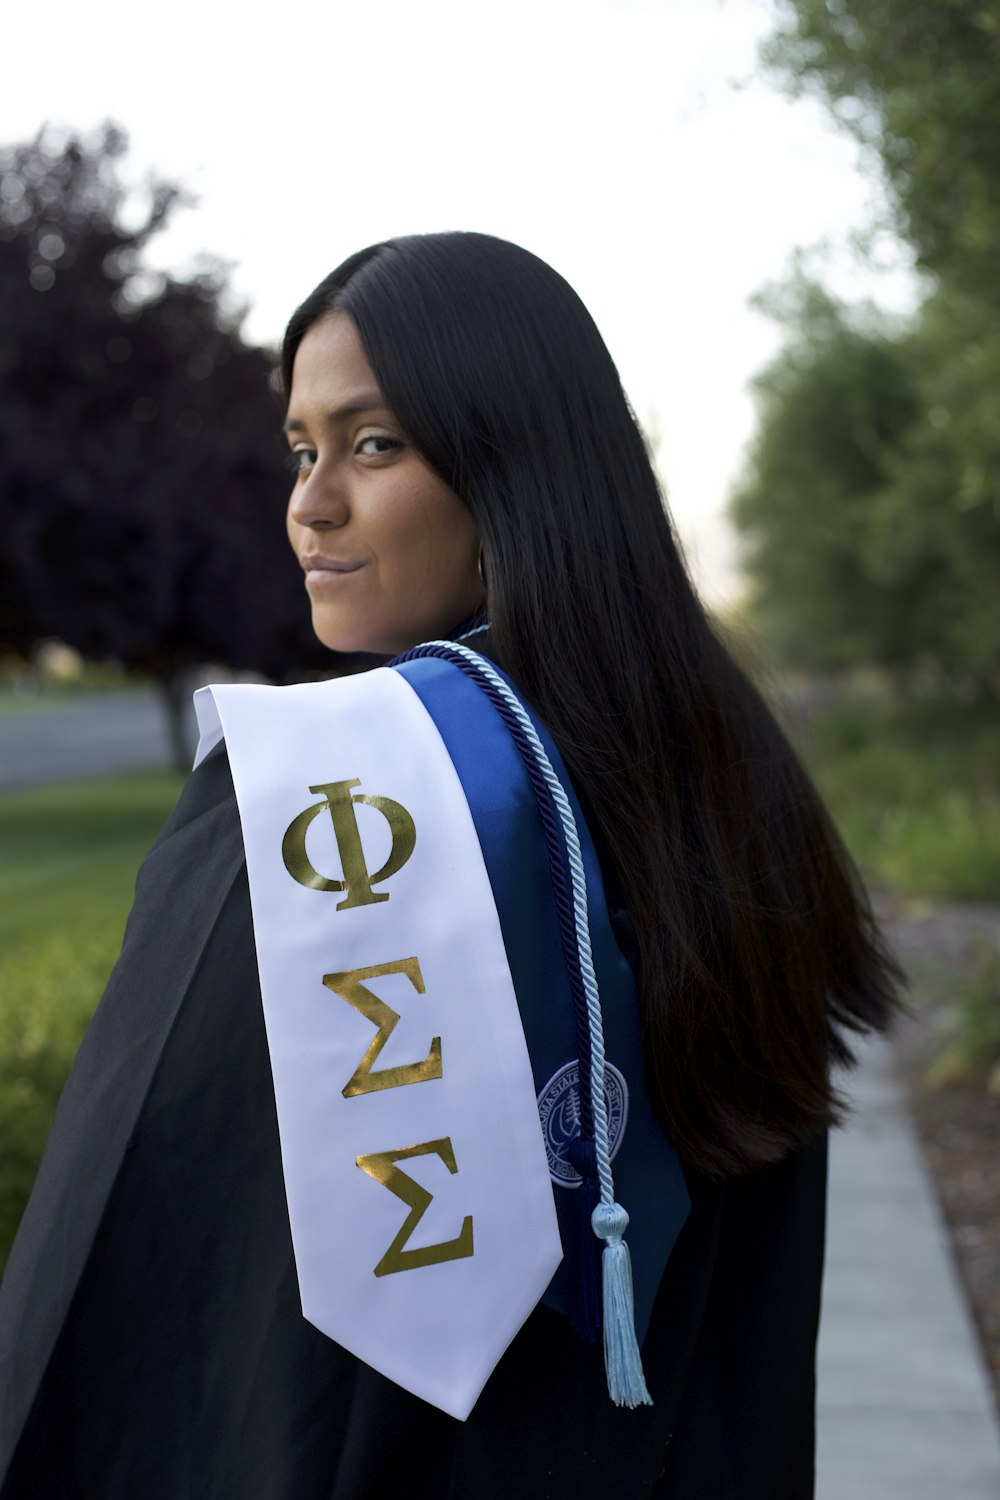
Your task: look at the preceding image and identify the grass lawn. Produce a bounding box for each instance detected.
[0,769,184,1270]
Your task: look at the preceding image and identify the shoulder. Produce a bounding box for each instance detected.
[147,740,238,854]
[129,740,245,921]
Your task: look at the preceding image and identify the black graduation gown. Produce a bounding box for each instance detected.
[0,683,828,1500]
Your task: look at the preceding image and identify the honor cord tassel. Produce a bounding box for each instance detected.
[410,641,653,1408]
[592,1202,651,1407]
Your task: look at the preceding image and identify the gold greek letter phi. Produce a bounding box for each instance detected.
[281,778,416,909]
[356,1138,475,1277]
[325,957,442,1098]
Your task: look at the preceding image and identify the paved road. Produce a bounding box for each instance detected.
[817,1030,1000,1498]
[0,690,196,791]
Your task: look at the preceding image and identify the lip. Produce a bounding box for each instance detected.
[301,555,365,576]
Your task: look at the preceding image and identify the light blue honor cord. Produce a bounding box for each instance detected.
[425,641,653,1407]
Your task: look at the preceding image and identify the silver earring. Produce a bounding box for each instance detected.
[477,544,487,590]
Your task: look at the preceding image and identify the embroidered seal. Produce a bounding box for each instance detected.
[536,1061,629,1188]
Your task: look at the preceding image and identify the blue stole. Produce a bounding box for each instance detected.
[393,653,691,1342]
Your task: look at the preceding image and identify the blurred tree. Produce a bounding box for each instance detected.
[733,4,1000,701]
[871,286,1000,698]
[731,272,920,673]
[0,122,329,762]
[761,1,1000,310]
[732,270,1000,698]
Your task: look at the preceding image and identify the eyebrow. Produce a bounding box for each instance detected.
[282,393,388,433]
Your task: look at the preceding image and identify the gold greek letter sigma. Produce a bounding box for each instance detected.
[281,778,416,909]
[356,1138,475,1277]
[325,958,442,1098]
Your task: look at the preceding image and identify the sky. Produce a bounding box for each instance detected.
[0,0,921,605]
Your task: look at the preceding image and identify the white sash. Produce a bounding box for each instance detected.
[193,668,562,1420]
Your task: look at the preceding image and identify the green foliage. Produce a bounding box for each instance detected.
[0,771,182,1270]
[740,5,1000,700]
[731,272,922,673]
[0,925,126,1264]
[731,266,1000,695]
[762,1,1000,309]
[876,288,1000,693]
[925,939,1000,1090]
[789,689,1000,901]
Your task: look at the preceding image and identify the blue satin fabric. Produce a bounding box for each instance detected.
[393,656,690,1341]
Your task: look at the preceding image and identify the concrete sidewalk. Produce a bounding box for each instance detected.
[816,1032,1000,1498]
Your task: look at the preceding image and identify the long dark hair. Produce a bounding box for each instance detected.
[281,231,904,1180]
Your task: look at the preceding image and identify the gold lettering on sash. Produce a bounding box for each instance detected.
[325,958,443,1098]
[356,1138,475,1276]
[281,779,416,909]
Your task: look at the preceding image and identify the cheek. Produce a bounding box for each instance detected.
[285,497,300,549]
[380,485,465,567]
[413,503,476,591]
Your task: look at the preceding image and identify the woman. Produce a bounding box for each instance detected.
[0,232,903,1498]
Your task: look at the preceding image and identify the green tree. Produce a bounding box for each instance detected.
[872,286,1000,696]
[733,3,1000,700]
[731,272,922,674]
[732,269,1000,697]
[762,1,1000,309]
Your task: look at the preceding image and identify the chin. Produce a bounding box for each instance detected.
[313,627,384,657]
[310,611,406,659]
[310,597,480,659]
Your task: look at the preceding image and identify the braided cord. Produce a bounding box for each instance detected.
[394,640,615,1201]
[392,638,652,1406]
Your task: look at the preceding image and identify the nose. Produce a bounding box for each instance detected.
[287,464,351,531]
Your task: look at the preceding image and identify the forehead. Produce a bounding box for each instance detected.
[288,311,384,412]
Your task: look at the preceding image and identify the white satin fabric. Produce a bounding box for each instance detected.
[193,669,561,1420]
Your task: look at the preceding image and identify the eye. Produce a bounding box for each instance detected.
[357,434,400,457]
[285,448,316,477]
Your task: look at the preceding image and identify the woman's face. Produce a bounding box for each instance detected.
[284,310,484,656]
